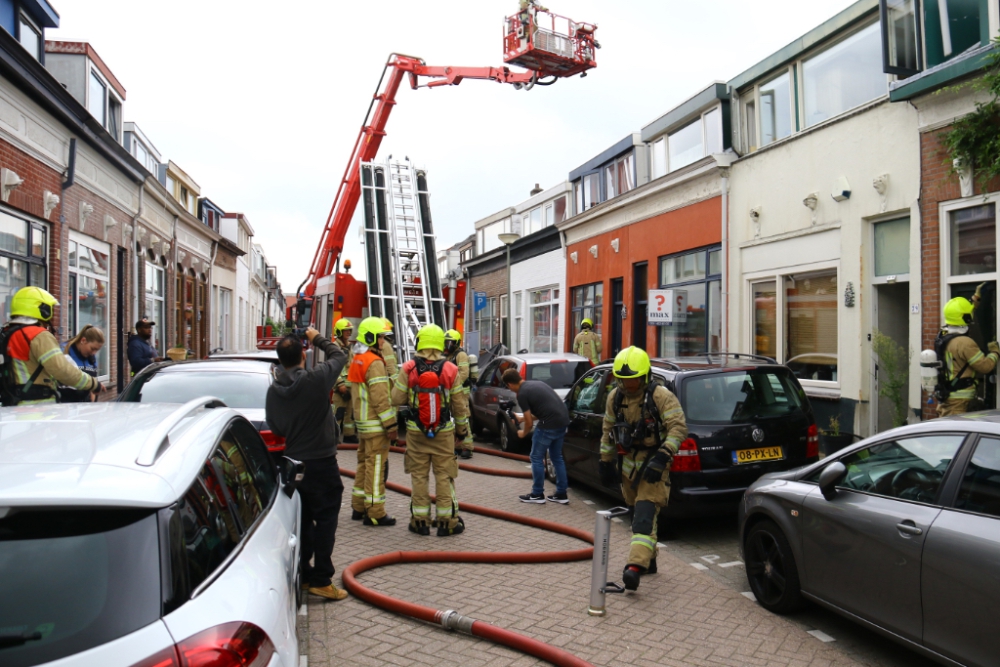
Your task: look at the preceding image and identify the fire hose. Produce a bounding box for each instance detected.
[336,443,597,667]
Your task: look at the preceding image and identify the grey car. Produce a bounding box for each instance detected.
[738,413,1000,667]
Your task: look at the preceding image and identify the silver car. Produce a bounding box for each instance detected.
[738,414,1000,667]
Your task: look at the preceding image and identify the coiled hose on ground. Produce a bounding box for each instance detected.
[336,444,597,667]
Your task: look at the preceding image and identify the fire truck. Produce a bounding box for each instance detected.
[263,3,598,360]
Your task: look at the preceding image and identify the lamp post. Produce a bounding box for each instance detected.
[498,232,520,351]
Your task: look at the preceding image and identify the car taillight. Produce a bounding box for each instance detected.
[260,430,286,452]
[671,438,701,473]
[131,647,180,667]
[130,623,274,667]
[519,362,526,379]
[178,622,275,667]
[806,423,819,459]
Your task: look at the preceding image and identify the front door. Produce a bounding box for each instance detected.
[872,281,910,433]
[632,263,647,350]
[611,278,624,355]
[800,433,965,642]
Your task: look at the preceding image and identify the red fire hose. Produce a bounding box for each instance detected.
[336,443,596,667]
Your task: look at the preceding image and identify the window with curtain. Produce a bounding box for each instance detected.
[786,271,838,382]
[571,283,603,340]
[658,248,721,357]
[529,287,559,353]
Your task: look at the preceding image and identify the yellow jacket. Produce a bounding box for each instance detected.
[600,384,687,463]
[573,329,601,364]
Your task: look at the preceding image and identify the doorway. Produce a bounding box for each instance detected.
[632,263,648,350]
[873,282,909,433]
[611,278,623,355]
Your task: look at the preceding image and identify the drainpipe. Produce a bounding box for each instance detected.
[721,170,729,355]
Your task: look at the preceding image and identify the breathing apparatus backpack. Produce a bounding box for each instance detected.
[611,382,662,452]
[931,332,975,401]
[0,323,51,406]
[411,357,452,438]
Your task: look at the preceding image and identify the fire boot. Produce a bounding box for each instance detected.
[437,516,465,537]
[647,557,657,574]
[408,519,431,536]
[363,514,397,527]
[623,565,643,591]
[460,449,473,459]
[351,510,364,521]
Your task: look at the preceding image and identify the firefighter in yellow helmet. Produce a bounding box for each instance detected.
[380,317,398,376]
[935,293,999,416]
[573,317,601,365]
[0,286,103,405]
[599,346,686,591]
[444,328,476,459]
[330,317,356,441]
[391,324,470,536]
[347,316,397,526]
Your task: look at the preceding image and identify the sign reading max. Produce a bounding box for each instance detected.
[648,289,687,325]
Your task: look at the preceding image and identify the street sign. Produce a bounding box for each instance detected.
[648,289,687,325]
[474,291,488,312]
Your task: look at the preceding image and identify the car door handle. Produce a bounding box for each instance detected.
[288,534,298,548]
[896,521,923,536]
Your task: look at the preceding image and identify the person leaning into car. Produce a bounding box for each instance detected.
[265,326,349,601]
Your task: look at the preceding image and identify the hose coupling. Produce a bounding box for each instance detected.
[439,610,476,634]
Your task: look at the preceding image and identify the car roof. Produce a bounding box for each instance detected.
[0,402,237,509]
[137,359,275,375]
[501,353,590,364]
[210,351,280,362]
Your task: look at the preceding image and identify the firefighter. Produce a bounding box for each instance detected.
[380,317,398,376]
[936,294,999,416]
[573,318,601,365]
[598,346,686,592]
[445,328,476,459]
[347,316,398,526]
[391,324,470,536]
[0,286,102,406]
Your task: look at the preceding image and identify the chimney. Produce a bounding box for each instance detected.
[530,183,543,196]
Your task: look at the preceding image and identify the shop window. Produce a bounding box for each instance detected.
[571,282,603,340]
[802,22,886,128]
[950,204,996,276]
[0,213,46,328]
[658,248,721,357]
[874,217,911,276]
[529,287,559,353]
[68,235,110,377]
[786,271,838,382]
[760,70,793,146]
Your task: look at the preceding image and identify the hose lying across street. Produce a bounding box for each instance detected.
[337,444,597,667]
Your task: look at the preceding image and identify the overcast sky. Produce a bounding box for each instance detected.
[52,0,860,292]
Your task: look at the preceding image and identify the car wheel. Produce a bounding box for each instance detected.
[501,418,523,452]
[744,519,803,614]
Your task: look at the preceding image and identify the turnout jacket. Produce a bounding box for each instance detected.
[330,337,353,411]
[4,321,97,403]
[348,348,396,437]
[391,349,470,436]
[446,348,472,393]
[380,339,398,376]
[573,329,601,365]
[600,384,687,463]
[943,333,999,400]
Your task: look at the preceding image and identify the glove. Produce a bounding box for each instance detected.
[599,460,619,488]
[989,341,999,356]
[642,449,672,484]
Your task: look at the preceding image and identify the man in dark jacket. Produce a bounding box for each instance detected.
[127,318,161,374]
[266,326,348,601]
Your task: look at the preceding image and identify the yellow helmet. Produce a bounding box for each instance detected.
[416,324,445,351]
[357,316,385,347]
[381,318,393,331]
[613,346,651,379]
[445,329,462,343]
[334,318,353,335]
[581,318,593,329]
[10,286,58,322]
[943,297,975,327]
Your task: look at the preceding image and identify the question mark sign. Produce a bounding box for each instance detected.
[655,294,666,311]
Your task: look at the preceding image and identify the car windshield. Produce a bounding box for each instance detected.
[682,369,806,424]
[527,361,590,390]
[0,509,160,667]
[122,370,270,408]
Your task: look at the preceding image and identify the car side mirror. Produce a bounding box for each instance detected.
[818,461,847,501]
[281,456,305,498]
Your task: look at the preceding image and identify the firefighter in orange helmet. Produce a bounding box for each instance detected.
[348,316,397,526]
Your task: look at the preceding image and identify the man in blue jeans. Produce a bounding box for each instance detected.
[502,368,570,504]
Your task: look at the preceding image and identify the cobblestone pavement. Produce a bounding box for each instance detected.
[297,435,934,667]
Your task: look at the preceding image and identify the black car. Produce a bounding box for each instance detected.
[561,354,819,517]
[118,358,285,453]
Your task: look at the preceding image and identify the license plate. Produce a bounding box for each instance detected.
[732,446,783,465]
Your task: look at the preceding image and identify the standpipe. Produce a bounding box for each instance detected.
[337,443,597,667]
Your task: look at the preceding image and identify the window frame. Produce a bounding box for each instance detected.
[570,281,603,343]
[88,68,108,128]
[527,285,560,353]
[745,261,841,395]
[0,209,47,328]
[879,0,923,77]
[648,103,724,177]
[17,11,42,61]
[871,214,912,285]
[144,260,166,355]
[657,245,722,358]
[940,193,1000,308]
[945,433,1000,519]
[68,232,111,380]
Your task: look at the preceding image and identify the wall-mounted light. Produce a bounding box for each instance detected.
[832,176,851,202]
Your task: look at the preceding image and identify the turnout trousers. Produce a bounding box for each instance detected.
[404,430,461,530]
[620,449,669,570]
[350,437,368,514]
[360,433,391,519]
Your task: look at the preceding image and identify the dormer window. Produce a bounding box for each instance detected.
[18,14,42,61]
[87,69,122,141]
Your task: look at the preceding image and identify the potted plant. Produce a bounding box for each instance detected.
[871,329,910,429]
[819,415,854,456]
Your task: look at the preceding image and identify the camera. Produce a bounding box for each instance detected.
[498,399,517,424]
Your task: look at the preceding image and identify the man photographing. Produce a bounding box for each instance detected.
[266,326,348,601]
[502,368,570,504]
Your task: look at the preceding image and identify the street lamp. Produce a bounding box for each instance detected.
[498,232,520,351]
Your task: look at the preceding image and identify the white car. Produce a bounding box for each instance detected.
[0,398,302,667]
